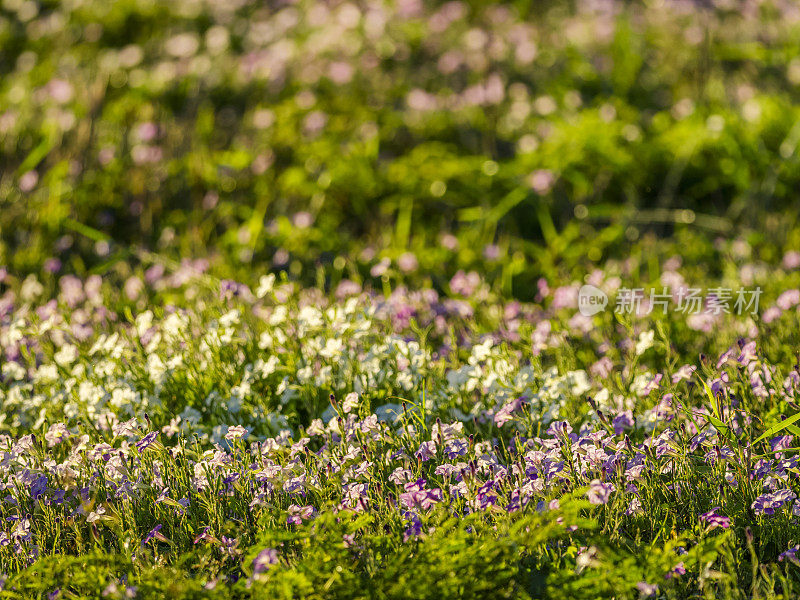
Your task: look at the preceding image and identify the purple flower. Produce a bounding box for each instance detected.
[389,468,413,485]
[666,562,686,579]
[700,507,731,530]
[641,373,663,396]
[590,356,613,378]
[194,527,216,545]
[586,479,615,505]
[44,423,70,447]
[253,548,279,574]
[415,441,436,461]
[141,524,167,546]
[341,483,369,512]
[450,270,480,297]
[282,475,306,494]
[494,397,524,427]
[135,431,159,452]
[737,341,758,366]
[444,439,468,459]
[286,504,315,525]
[29,475,48,501]
[770,435,794,452]
[44,258,62,273]
[752,489,797,516]
[219,279,242,298]
[400,486,442,511]
[710,373,730,395]
[752,459,772,480]
[612,411,634,435]
[219,536,239,556]
[547,421,573,439]
[779,544,800,566]
[402,512,423,542]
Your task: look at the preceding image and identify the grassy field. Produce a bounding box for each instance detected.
[2,0,800,598]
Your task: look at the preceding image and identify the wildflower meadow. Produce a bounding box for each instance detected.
[3,0,800,598]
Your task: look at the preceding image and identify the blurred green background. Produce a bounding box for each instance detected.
[1,0,800,295]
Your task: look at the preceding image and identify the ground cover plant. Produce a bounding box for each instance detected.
[2,255,800,598]
[3,0,800,598]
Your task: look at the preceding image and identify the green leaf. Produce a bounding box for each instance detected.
[753,412,800,445]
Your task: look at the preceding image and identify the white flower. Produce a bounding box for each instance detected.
[468,339,493,365]
[112,418,139,438]
[20,275,43,301]
[2,362,25,381]
[162,312,188,340]
[258,332,274,349]
[147,354,167,386]
[256,274,276,298]
[34,364,58,383]
[269,306,288,326]
[219,309,240,328]
[320,338,343,359]
[135,310,154,337]
[87,506,106,523]
[225,425,248,441]
[343,392,359,414]
[296,366,313,383]
[110,386,138,409]
[635,330,655,356]
[307,419,325,436]
[54,344,78,367]
[565,370,591,395]
[256,356,280,377]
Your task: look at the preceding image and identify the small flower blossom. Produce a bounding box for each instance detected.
[225,425,248,441]
[135,431,159,452]
[286,504,315,525]
[342,392,359,414]
[779,544,800,566]
[752,489,797,516]
[494,397,524,427]
[415,441,436,462]
[666,562,686,579]
[700,507,731,530]
[253,548,279,574]
[141,524,167,546]
[636,582,659,597]
[44,423,70,447]
[586,480,615,505]
[635,330,655,356]
[256,274,276,298]
[194,527,216,545]
[86,506,106,523]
